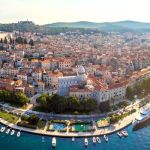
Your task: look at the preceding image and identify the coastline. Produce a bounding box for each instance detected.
[0,113,135,138]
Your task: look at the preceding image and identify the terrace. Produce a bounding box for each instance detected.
[97,118,110,128]
[47,120,68,132]
[69,121,94,132]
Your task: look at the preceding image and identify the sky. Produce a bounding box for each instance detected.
[0,0,150,24]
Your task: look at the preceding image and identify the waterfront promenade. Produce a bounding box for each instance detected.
[0,96,149,137]
[0,111,138,137]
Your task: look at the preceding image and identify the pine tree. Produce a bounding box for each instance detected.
[0,38,3,43]
[29,39,34,46]
[4,37,8,44]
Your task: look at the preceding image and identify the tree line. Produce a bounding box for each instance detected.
[37,94,97,114]
[36,94,112,114]
[0,37,34,46]
[126,76,150,100]
[0,90,30,106]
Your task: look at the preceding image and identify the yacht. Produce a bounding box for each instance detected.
[92,137,96,144]
[10,130,15,135]
[96,137,101,143]
[0,127,5,132]
[17,131,21,137]
[84,138,88,146]
[104,135,108,142]
[52,137,56,148]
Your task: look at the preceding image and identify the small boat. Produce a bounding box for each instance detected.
[72,137,75,142]
[52,137,56,148]
[0,127,5,132]
[121,130,128,137]
[17,131,21,137]
[117,131,122,137]
[42,136,45,142]
[10,130,15,135]
[84,138,88,146]
[92,137,96,144]
[96,137,101,143]
[6,128,10,134]
[104,135,108,142]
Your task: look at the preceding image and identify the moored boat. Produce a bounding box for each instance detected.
[121,130,128,137]
[52,137,56,148]
[0,127,5,132]
[92,137,96,144]
[6,128,10,134]
[17,131,21,137]
[117,131,122,137]
[84,138,88,146]
[104,135,108,142]
[96,137,101,143]
[10,130,15,135]
[72,137,75,142]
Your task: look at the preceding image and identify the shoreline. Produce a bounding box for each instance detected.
[0,122,132,138]
[0,114,134,138]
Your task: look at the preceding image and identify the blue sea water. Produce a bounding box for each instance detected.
[0,124,149,150]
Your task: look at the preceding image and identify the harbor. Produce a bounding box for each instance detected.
[0,123,130,148]
[0,123,149,150]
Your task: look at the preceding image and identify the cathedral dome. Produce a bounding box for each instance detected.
[77,65,86,74]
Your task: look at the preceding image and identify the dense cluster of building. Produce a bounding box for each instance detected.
[0,31,150,104]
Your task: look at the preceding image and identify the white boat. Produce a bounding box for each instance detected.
[10,130,15,135]
[104,135,108,142]
[117,131,122,137]
[84,138,88,146]
[6,128,10,134]
[0,127,5,132]
[17,131,21,137]
[96,137,101,143]
[121,130,128,137]
[92,137,96,144]
[52,137,56,148]
[72,137,75,142]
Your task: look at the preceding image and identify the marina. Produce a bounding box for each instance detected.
[0,123,150,150]
[0,126,21,137]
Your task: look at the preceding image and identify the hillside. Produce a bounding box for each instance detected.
[1,20,150,34]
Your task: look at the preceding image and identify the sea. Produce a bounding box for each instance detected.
[0,124,149,150]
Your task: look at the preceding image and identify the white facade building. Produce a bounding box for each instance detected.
[58,66,87,96]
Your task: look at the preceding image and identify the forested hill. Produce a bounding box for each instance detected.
[0,21,102,35]
[1,20,150,34]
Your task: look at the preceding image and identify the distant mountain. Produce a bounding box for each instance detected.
[1,20,150,34]
[45,20,150,32]
[0,21,102,35]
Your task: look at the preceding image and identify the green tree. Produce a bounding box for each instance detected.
[4,37,7,44]
[99,100,111,113]
[28,114,39,125]
[0,38,3,43]
[37,94,48,108]
[23,38,27,44]
[14,92,30,106]
[84,98,97,112]
[29,39,34,46]
[126,86,134,100]
[67,96,79,111]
